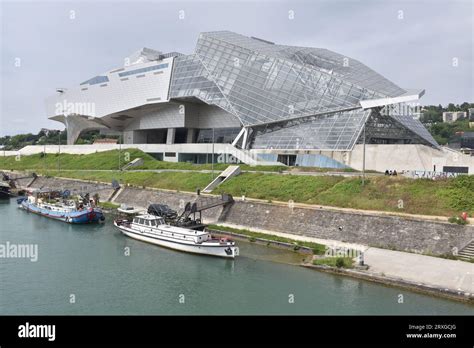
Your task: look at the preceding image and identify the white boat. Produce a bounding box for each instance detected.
[117,206,146,215]
[114,214,239,259]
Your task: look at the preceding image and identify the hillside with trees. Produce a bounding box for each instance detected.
[420,102,474,145]
[0,130,117,151]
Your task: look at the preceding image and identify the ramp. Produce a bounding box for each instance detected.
[202,165,241,193]
[121,158,144,170]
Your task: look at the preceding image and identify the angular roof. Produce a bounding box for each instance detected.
[169,31,437,150]
[169,31,408,125]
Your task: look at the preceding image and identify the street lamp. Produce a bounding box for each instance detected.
[58,129,61,172]
[211,128,215,180]
[118,130,122,171]
[362,122,366,186]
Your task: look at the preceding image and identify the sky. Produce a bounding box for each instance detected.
[0,0,473,136]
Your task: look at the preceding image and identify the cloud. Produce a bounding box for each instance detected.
[1,0,472,136]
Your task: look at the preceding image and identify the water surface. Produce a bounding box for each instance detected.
[0,199,472,315]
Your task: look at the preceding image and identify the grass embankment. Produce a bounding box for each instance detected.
[208,224,327,254]
[0,149,145,171]
[0,149,276,172]
[0,148,358,173]
[98,201,120,209]
[214,172,474,217]
[313,257,354,269]
[41,170,212,193]
[1,149,473,218]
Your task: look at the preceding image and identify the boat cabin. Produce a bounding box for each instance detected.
[130,214,211,243]
[132,215,165,227]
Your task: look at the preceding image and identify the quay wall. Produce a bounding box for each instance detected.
[27,175,474,255]
[223,201,473,255]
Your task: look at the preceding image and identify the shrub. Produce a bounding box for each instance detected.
[448,216,468,225]
[335,257,345,268]
[313,256,353,268]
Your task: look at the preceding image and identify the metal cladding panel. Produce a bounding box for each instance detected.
[191,105,241,128]
[46,57,174,118]
[122,104,185,131]
[252,108,372,151]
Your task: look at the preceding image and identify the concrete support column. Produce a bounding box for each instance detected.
[123,131,133,144]
[241,127,249,149]
[166,128,176,145]
[186,128,196,143]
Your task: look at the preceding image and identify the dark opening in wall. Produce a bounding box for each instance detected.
[277,154,296,166]
[174,128,188,144]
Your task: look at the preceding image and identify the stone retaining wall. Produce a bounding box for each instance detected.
[114,187,223,223]
[224,201,474,255]
[31,176,115,199]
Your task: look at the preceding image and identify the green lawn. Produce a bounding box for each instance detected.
[0,149,148,171]
[41,170,212,193]
[0,148,355,173]
[214,172,344,203]
[214,173,474,217]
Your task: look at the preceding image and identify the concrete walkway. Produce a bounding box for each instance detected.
[216,222,368,251]
[218,222,473,295]
[364,248,474,294]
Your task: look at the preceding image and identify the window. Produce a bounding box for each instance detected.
[118,63,169,77]
[80,75,109,86]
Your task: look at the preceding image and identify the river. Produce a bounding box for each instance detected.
[0,199,472,315]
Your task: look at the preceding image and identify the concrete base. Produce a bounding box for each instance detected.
[348,144,474,174]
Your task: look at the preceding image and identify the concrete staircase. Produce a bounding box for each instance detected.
[202,165,241,193]
[458,240,474,261]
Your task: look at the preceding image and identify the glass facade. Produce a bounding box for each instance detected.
[382,104,438,147]
[196,127,241,143]
[251,109,371,150]
[169,31,438,151]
